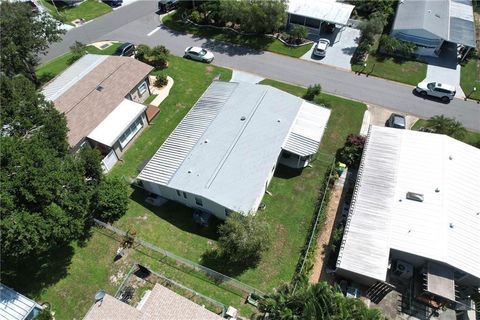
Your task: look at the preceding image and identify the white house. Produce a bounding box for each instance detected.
[42,54,154,172]
[336,126,480,311]
[391,0,476,58]
[137,81,331,219]
[0,283,43,320]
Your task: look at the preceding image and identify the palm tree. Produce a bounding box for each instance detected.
[425,115,467,140]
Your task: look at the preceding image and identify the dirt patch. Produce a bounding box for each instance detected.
[175,103,187,109]
[308,179,344,283]
[205,66,214,73]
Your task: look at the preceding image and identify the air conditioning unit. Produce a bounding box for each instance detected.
[392,260,413,279]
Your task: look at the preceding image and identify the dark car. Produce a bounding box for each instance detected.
[103,0,122,7]
[325,23,336,33]
[158,0,178,13]
[386,113,406,129]
[114,42,135,57]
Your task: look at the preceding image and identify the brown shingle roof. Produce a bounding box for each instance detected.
[51,55,153,147]
[83,284,224,320]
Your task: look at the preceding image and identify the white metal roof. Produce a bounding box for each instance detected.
[0,284,39,320]
[87,99,146,147]
[337,126,480,281]
[41,54,108,102]
[138,81,330,214]
[284,101,331,157]
[287,0,355,26]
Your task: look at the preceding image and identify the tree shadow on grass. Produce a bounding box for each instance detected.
[129,187,220,241]
[200,249,256,279]
[1,245,74,298]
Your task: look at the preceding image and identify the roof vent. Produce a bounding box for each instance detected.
[435,13,440,18]
[449,155,453,160]
[240,116,246,121]
[204,139,209,143]
[188,169,192,174]
[277,119,281,123]
[406,192,424,202]
[435,188,440,193]
[449,223,454,228]
[96,85,104,92]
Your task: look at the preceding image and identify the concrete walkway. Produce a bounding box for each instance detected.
[230,70,264,84]
[148,75,174,106]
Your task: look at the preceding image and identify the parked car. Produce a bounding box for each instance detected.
[313,39,330,57]
[103,0,122,7]
[114,42,135,57]
[158,0,178,13]
[415,81,456,102]
[184,47,214,63]
[386,113,406,129]
[325,23,336,33]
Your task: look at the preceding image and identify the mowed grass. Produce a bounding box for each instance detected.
[36,42,122,85]
[162,11,312,58]
[460,58,480,100]
[39,0,112,24]
[352,54,427,86]
[412,119,480,147]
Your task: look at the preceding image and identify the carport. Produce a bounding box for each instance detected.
[287,0,355,42]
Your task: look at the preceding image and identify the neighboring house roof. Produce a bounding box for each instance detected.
[337,126,480,282]
[41,54,153,147]
[287,0,355,26]
[83,284,223,320]
[392,0,475,47]
[138,81,330,214]
[87,99,146,147]
[0,284,41,320]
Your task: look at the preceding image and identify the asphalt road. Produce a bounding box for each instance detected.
[42,1,480,130]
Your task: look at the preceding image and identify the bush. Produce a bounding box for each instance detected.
[135,44,151,62]
[336,134,366,168]
[134,44,169,69]
[287,25,308,44]
[190,10,201,23]
[68,41,87,65]
[218,212,271,266]
[154,74,168,88]
[303,84,322,101]
[379,35,416,57]
[93,177,129,222]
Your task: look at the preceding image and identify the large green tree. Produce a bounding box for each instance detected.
[0,1,64,86]
[0,76,96,259]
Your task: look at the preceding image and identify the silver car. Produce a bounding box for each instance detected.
[313,38,330,57]
[184,46,214,63]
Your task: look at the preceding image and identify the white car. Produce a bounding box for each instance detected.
[415,81,456,102]
[184,46,214,63]
[313,38,330,57]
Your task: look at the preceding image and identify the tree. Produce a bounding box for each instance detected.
[0,2,64,86]
[424,115,467,140]
[77,147,103,183]
[154,74,168,87]
[93,177,129,222]
[288,25,308,44]
[217,212,270,265]
[69,41,87,64]
[134,44,169,69]
[337,134,366,168]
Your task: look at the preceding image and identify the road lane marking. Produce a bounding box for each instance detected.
[147,27,160,36]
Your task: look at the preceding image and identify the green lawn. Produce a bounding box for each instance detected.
[39,0,112,24]
[460,58,480,100]
[412,119,480,147]
[36,42,122,85]
[352,54,427,86]
[162,11,312,58]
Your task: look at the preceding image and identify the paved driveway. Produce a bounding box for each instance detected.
[300,27,360,71]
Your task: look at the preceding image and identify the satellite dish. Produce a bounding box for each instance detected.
[95,290,106,302]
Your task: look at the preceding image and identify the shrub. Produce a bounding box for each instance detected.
[68,41,87,65]
[154,74,168,88]
[303,84,322,101]
[336,134,366,168]
[190,10,201,23]
[287,25,308,44]
[135,44,151,62]
[93,177,129,222]
[134,44,169,69]
[379,35,417,57]
[218,212,271,266]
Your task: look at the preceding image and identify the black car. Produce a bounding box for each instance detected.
[103,0,122,7]
[386,113,406,129]
[325,23,336,33]
[114,42,135,57]
[158,0,178,13]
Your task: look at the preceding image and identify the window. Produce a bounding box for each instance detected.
[183,192,187,199]
[118,116,144,149]
[176,190,181,197]
[195,197,203,206]
[138,81,147,95]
